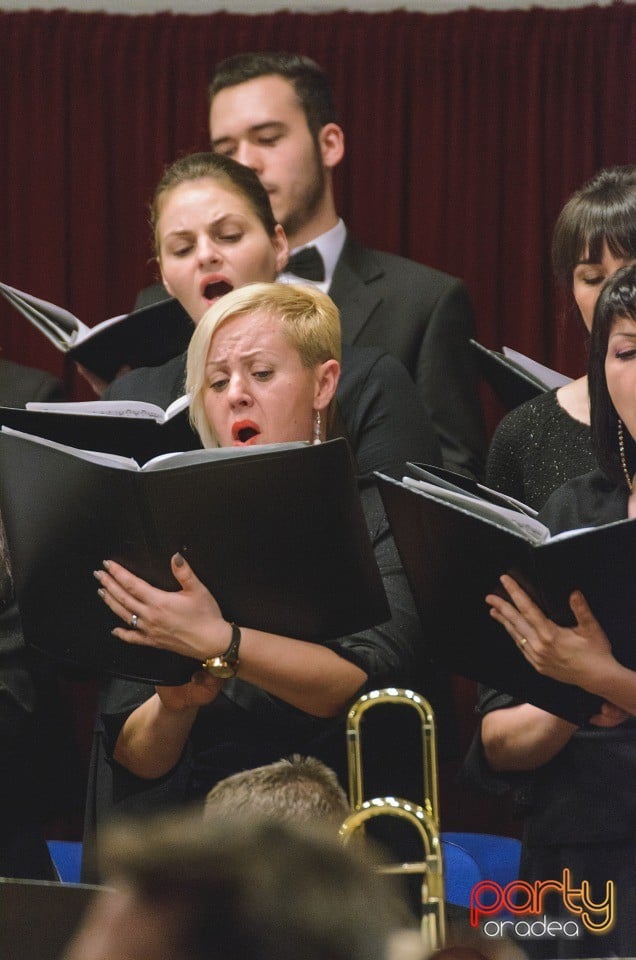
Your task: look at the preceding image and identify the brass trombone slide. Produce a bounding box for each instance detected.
[339,688,446,952]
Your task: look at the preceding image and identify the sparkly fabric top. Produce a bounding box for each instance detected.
[486,389,596,511]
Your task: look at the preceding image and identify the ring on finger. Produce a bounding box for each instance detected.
[131,613,139,629]
[518,636,527,647]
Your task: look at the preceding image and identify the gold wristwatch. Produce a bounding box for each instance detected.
[202,623,241,679]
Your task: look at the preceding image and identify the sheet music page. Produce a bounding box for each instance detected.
[502,347,572,389]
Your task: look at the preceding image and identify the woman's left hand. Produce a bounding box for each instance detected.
[588,701,630,727]
[95,552,230,661]
[486,574,614,688]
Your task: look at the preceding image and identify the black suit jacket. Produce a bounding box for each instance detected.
[103,344,443,480]
[329,235,486,480]
[0,358,64,407]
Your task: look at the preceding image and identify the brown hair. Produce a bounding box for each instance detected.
[150,152,278,257]
[99,812,412,960]
[209,52,338,140]
[552,166,636,283]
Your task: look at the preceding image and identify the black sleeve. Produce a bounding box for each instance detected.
[133,282,169,311]
[459,684,532,797]
[337,347,443,480]
[416,280,487,482]
[485,405,529,502]
[31,372,65,403]
[323,485,423,689]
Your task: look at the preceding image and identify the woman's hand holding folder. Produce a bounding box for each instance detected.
[486,573,632,725]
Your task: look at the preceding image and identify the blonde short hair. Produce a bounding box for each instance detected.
[186,282,341,448]
[204,755,349,826]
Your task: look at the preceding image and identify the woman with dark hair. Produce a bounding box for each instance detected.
[486,166,636,510]
[473,265,636,959]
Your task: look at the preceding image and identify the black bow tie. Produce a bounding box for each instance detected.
[286,246,325,282]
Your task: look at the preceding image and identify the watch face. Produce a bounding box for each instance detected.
[203,657,237,679]
[212,662,236,679]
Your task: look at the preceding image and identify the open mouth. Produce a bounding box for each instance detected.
[232,420,261,445]
[203,280,233,302]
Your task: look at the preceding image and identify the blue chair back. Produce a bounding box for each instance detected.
[440,831,522,912]
[442,831,521,889]
[46,840,83,884]
[440,838,482,906]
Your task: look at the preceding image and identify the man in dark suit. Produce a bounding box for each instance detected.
[206,53,486,480]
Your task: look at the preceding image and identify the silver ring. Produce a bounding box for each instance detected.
[131,614,139,629]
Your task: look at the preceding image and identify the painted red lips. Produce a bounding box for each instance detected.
[232,420,260,445]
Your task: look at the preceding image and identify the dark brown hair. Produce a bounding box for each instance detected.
[589,263,636,483]
[150,151,278,257]
[209,52,338,139]
[552,166,636,283]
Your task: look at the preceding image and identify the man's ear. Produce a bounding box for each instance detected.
[318,123,345,171]
[272,224,290,274]
[314,358,340,409]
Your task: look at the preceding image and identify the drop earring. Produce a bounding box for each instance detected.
[312,409,322,445]
[618,418,633,491]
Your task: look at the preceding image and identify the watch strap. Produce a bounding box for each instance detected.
[222,622,241,665]
[201,623,241,677]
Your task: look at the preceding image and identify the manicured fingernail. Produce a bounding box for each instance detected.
[93,570,103,581]
[97,588,105,599]
[103,560,111,570]
[174,552,185,567]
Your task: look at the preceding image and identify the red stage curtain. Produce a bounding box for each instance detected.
[1,5,634,403]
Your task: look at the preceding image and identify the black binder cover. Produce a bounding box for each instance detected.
[377,474,636,724]
[0,434,388,685]
[68,297,193,381]
[0,281,193,382]
[470,339,548,409]
[0,404,201,463]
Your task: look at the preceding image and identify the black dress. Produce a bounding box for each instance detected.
[486,390,595,510]
[468,469,636,958]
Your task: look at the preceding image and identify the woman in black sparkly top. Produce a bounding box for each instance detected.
[470,266,636,958]
[486,166,636,510]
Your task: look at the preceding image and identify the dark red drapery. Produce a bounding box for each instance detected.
[1,4,634,404]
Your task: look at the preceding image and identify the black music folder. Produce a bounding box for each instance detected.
[0,431,388,685]
[470,340,571,409]
[0,396,200,463]
[0,281,193,381]
[377,467,636,724]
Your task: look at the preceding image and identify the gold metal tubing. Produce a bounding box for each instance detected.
[342,688,445,951]
[346,687,440,824]
[339,797,446,951]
